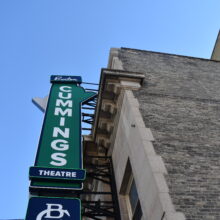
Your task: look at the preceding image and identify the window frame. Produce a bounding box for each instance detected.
[125,174,142,220]
[120,159,143,220]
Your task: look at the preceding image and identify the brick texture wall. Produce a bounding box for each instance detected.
[118,48,220,220]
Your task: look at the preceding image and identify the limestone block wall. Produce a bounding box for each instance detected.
[111,90,185,220]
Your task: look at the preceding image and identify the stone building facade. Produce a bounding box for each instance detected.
[89,46,220,220]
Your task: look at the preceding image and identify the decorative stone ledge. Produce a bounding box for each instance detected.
[92,68,145,155]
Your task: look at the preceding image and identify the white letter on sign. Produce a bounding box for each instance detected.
[56,99,73,108]
[53,127,69,138]
[51,139,69,151]
[60,86,71,92]
[50,153,67,166]
[54,108,72,117]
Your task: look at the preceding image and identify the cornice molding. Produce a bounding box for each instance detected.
[90,68,145,156]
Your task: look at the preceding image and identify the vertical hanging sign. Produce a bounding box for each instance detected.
[29,75,96,190]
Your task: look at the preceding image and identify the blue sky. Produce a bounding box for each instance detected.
[0,0,219,218]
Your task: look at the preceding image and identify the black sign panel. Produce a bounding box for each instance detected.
[50,75,82,84]
[25,197,81,220]
[29,167,86,182]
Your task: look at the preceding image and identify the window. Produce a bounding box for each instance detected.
[120,159,143,220]
[126,175,143,220]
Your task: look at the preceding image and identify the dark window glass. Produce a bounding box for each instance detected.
[129,179,138,213]
[133,201,143,220]
[128,178,142,220]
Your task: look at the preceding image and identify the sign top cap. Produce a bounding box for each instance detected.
[50,75,82,84]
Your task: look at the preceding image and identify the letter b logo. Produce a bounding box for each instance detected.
[37,203,70,220]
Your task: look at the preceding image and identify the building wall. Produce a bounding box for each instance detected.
[111,89,184,220]
[114,48,220,220]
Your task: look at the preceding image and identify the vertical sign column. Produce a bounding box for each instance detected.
[29,76,96,190]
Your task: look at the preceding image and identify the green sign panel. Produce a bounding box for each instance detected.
[30,76,96,190]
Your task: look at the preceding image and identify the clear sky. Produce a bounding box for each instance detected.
[0,0,219,218]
